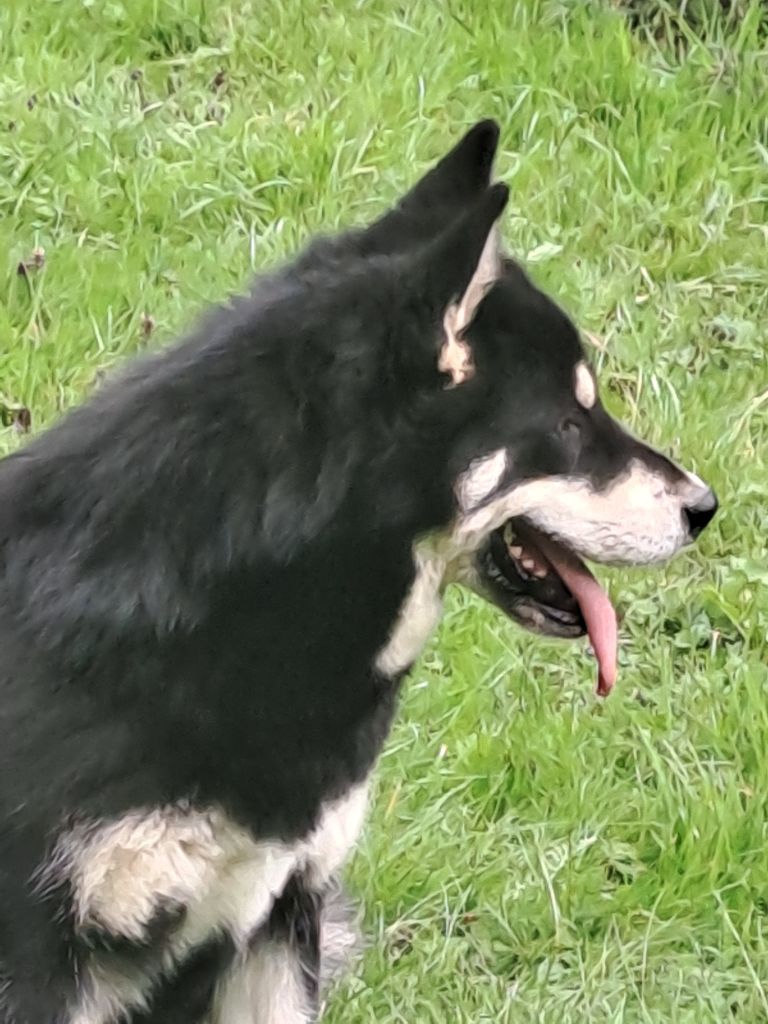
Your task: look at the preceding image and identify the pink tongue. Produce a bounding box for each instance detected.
[533,534,618,697]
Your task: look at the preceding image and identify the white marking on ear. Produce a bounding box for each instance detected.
[437,327,474,386]
[574,361,596,409]
[455,448,507,511]
[439,225,501,386]
[375,541,447,676]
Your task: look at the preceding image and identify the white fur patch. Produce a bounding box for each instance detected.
[59,813,299,1023]
[305,784,368,888]
[213,881,362,1024]
[61,807,224,942]
[574,360,596,409]
[455,448,507,511]
[49,808,298,950]
[375,542,447,676]
[213,943,312,1024]
[439,225,501,386]
[55,786,369,1023]
[453,458,703,565]
[437,328,474,386]
[69,961,153,1024]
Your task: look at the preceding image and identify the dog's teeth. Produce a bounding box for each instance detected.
[521,557,535,571]
[503,523,516,545]
[532,565,548,578]
[509,545,523,559]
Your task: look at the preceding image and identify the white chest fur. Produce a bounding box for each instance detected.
[374,543,446,678]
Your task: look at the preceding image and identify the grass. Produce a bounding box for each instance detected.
[2,0,767,1020]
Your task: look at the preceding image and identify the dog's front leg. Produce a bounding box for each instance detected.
[213,874,322,1024]
[212,781,368,1022]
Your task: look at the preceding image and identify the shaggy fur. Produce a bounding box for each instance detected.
[0,121,716,1022]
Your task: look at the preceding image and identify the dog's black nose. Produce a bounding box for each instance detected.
[683,488,718,539]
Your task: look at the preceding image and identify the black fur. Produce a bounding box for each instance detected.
[0,120,715,1021]
[130,936,236,1024]
[267,874,323,1005]
[0,124,510,1019]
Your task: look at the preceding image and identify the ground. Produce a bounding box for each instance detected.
[1,1,767,1020]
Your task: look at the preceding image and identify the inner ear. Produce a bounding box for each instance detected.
[438,225,501,387]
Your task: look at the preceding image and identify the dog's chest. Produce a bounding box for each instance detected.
[375,544,446,678]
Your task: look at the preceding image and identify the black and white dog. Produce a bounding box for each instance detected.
[0,121,717,1022]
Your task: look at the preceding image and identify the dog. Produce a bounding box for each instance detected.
[0,120,717,1022]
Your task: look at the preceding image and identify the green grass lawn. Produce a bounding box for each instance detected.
[2,1,767,1020]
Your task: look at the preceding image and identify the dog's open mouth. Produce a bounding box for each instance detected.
[478,518,617,696]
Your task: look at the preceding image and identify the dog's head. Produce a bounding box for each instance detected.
[445,260,717,694]
[341,120,717,693]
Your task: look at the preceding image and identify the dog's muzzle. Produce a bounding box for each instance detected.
[682,487,718,539]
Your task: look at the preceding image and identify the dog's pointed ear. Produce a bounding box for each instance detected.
[361,120,500,254]
[395,119,500,217]
[422,182,508,386]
